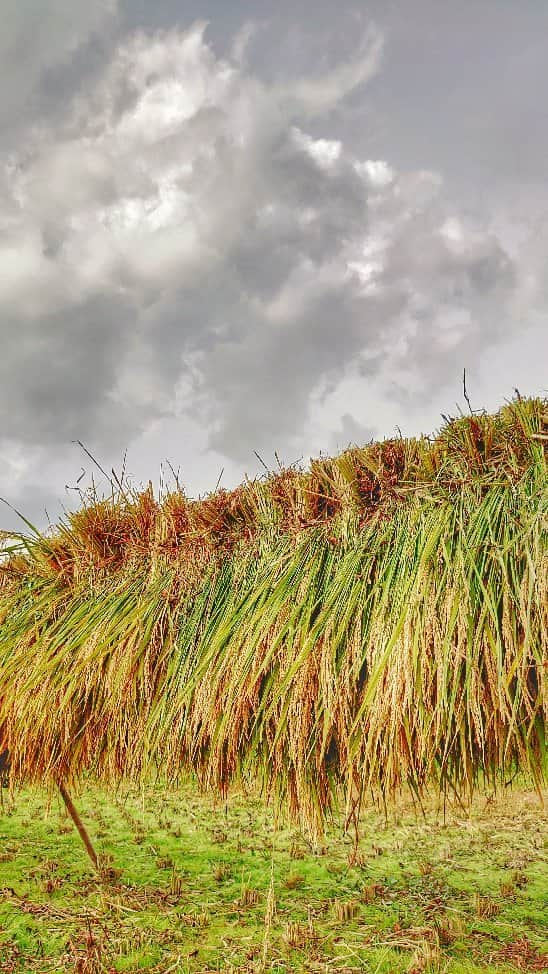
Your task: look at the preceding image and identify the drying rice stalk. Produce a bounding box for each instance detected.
[0,396,545,836]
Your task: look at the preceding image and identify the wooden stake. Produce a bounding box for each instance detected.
[58,781,99,871]
[0,749,10,814]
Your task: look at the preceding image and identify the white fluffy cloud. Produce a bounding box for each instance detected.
[0,18,544,525]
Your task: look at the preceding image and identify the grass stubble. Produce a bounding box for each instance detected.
[0,783,547,973]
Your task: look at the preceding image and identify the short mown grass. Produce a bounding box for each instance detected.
[0,784,546,972]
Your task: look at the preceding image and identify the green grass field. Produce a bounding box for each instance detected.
[0,784,546,973]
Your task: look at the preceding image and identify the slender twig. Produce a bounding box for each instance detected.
[58,782,99,872]
[254,450,270,473]
[73,440,130,502]
[463,368,474,415]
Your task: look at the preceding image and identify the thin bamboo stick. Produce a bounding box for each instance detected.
[58,782,99,871]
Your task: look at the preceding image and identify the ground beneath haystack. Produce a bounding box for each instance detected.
[0,785,546,973]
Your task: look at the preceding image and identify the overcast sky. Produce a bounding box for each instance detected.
[1,0,547,531]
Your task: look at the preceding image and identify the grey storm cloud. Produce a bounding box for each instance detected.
[1,0,119,144]
[0,23,526,450]
[1,4,547,530]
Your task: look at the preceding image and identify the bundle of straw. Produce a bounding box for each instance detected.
[0,397,546,831]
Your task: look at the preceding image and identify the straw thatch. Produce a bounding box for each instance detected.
[0,397,546,831]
